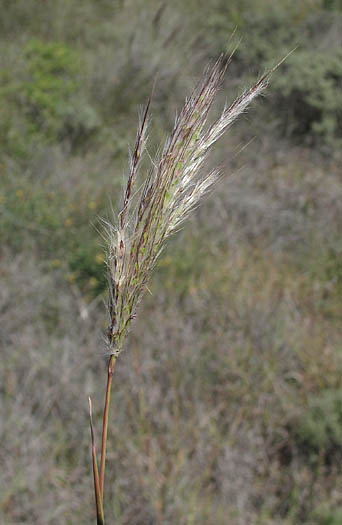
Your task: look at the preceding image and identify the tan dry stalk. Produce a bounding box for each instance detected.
[99,354,116,499]
[88,397,104,525]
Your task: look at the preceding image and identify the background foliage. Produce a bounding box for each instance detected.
[1,1,341,523]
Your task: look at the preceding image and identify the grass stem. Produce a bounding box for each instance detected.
[89,397,105,525]
[99,354,117,501]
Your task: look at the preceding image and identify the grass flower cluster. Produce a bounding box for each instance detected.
[105,55,274,358]
[89,53,288,524]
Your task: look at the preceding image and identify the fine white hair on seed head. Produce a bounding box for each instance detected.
[104,52,290,357]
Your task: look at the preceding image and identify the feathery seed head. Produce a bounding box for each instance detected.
[104,54,279,356]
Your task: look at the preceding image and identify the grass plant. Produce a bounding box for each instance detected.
[1,4,342,522]
[89,53,288,524]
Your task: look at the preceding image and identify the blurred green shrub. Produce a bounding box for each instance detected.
[322,0,342,10]
[0,173,107,297]
[272,50,342,148]
[189,0,342,149]
[295,389,342,456]
[0,39,100,151]
[68,243,107,297]
[20,39,79,140]
[321,245,342,288]
[311,506,342,525]
[302,242,342,317]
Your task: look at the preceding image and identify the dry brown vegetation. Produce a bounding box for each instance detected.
[1,1,341,524]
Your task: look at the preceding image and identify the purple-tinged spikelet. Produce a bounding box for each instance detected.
[104,53,289,356]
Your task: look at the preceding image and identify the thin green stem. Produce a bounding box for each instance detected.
[99,354,116,500]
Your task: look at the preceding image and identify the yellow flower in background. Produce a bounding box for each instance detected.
[16,189,24,199]
[50,259,61,268]
[67,272,76,282]
[95,252,104,264]
[64,217,73,227]
[89,277,98,288]
[159,256,172,267]
[88,200,97,210]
